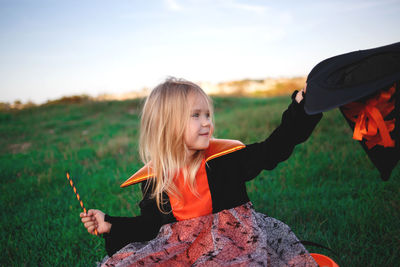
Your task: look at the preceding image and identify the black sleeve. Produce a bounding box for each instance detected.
[237,91,323,181]
[102,181,164,256]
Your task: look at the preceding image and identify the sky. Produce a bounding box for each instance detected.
[1,0,400,104]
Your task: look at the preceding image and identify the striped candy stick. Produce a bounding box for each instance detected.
[66,172,98,236]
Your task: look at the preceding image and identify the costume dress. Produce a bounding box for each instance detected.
[99,94,323,267]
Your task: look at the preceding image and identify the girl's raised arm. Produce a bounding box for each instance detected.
[213,88,322,183]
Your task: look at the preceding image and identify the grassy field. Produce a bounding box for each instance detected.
[1,95,399,266]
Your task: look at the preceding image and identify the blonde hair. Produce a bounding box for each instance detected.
[139,77,213,212]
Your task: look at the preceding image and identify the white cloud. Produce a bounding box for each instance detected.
[341,0,400,12]
[229,3,268,14]
[216,0,269,15]
[312,0,400,13]
[164,0,183,11]
[191,25,287,43]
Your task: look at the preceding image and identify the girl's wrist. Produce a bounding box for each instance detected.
[105,221,112,233]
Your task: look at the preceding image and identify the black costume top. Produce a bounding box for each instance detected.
[103,92,323,256]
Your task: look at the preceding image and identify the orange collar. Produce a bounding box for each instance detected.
[120,139,245,187]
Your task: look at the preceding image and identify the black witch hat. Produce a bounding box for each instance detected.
[305,42,400,180]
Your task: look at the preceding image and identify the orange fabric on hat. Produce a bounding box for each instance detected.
[168,159,213,221]
[342,84,396,149]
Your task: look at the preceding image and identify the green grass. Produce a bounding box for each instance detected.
[1,96,399,266]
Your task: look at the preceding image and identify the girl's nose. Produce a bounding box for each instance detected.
[201,116,211,127]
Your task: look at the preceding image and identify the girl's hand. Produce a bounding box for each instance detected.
[295,83,307,103]
[80,209,111,235]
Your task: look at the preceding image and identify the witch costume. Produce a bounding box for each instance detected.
[99,93,322,267]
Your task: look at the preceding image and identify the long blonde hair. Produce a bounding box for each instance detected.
[139,77,214,212]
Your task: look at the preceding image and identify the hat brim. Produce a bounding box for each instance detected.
[305,42,400,115]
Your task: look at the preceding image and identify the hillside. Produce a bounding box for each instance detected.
[2,77,306,110]
[1,96,399,266]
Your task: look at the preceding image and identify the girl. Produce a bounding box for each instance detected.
[81,78,322,266]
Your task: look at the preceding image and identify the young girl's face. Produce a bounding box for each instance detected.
[184,92,213,156]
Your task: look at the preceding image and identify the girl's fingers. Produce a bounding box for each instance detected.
[84,221,95,228]
[295,90,303,103]
[81,216,92,223]
[87,225,96,234]
[80,210,99,235]
[80,209,103,235]
[87,209,96,216]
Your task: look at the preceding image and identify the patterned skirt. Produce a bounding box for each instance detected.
[99,202,317,267]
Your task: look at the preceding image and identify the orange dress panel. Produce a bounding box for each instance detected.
[168,159,213,221]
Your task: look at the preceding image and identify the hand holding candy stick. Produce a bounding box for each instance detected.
[66,172,101,235]
[80,209,111,235]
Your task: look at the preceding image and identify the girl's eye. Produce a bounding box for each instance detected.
[191,113,200,118]
[206,113,210,118]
